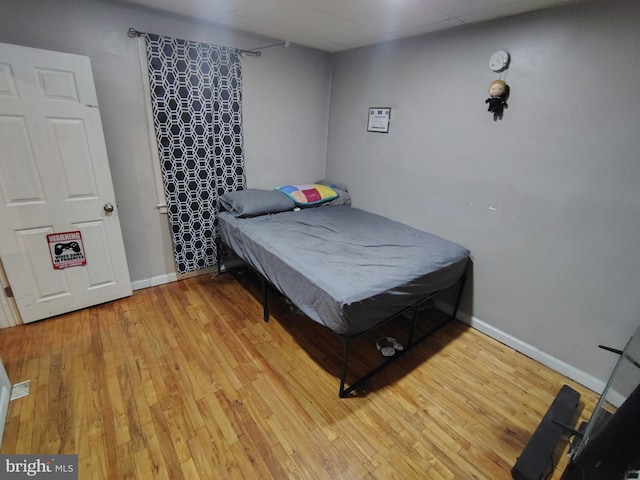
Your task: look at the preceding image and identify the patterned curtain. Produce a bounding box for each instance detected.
[144,33,245,274]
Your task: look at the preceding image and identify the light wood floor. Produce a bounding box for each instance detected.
[0,272,598,479]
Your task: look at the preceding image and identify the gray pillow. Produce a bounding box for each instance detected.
[324,187,351,206]
[314,180,351,206]
[218,189,295,217]
[316,179,348,192]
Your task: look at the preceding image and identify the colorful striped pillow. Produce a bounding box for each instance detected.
[275,183,338,206]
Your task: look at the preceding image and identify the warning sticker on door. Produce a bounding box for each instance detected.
[47,231,86,269]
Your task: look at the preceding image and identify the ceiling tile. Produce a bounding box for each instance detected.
[220,14,350,51]
[423,0,521,18]
[232,0,389,47]
[290,0,452,33]
[392,17,466,39]
[456,0,569,24]
[124,0,240,21]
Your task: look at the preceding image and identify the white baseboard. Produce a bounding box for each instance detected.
[435,301,606,395]
[131,272,178,291]
[129,263,239,291]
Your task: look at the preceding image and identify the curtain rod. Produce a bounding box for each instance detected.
[239,41,290,57]
[127,27,144,38]
[127,28,289,58]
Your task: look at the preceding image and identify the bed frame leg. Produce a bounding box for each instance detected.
[406,305,420,347]
[261,277,269,322]
[215,237,223,275]
[338,337,351,398]
[452,275,467,320]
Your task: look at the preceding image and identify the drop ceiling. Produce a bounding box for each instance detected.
[120,0,579,52]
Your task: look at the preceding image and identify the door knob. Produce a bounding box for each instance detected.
[103,203,114,213]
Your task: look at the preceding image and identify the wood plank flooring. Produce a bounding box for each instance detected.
[0,272,598,479]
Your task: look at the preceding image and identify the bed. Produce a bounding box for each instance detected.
[215,185,470,397]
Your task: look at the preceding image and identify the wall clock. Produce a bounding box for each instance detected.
[489,50,510,72]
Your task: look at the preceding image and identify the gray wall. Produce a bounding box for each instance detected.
[326,0,640,384]
[0,0,331,285]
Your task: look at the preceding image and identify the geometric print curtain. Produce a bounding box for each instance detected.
[144,33,246,274]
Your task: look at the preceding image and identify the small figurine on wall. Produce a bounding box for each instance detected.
[485,79,509,121]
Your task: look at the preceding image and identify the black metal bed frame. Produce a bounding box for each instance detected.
[216,238,467,398]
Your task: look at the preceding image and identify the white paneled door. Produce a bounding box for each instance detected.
[0,42,131,324]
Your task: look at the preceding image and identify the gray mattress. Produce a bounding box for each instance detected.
[218,205,469,336]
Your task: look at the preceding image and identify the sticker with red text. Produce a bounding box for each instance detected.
[47,231,86,269]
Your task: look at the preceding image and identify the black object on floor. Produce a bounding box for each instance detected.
[512,384,581,480]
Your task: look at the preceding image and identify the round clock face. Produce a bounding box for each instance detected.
[490,50,510,72]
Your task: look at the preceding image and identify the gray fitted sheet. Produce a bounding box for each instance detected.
[218,205,469,336]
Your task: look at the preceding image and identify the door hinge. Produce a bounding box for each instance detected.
[4,286,13,298]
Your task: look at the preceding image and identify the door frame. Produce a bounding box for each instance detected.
[0,357,11,447]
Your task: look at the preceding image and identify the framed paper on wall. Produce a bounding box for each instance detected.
[367,107,391,133]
